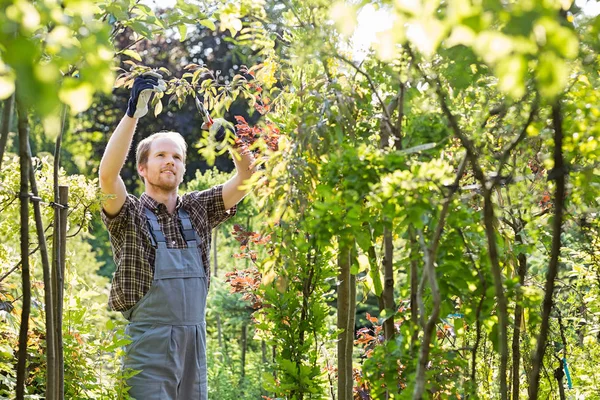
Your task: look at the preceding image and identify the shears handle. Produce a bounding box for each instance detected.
[195,96,214,129]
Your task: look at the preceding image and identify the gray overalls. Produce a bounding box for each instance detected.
[122,207,208,400]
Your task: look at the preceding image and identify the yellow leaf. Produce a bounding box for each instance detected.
[154,99,163,116]
[122,49,142,62]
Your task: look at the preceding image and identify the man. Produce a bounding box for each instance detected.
[99,71,255,399]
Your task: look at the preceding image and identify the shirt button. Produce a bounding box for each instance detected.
[172,241,176,245]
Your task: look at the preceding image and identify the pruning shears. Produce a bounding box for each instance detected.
[194,95,214,130]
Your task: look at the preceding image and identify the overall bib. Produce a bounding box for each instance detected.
[123,207,208,400]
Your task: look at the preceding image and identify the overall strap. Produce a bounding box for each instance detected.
[178,208,199,246]
[144,207,166,247]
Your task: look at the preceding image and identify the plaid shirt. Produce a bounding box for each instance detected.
[101,185,236,312]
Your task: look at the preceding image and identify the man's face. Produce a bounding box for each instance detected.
[138,137,186,192]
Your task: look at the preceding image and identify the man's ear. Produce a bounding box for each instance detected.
[138,164,147,180]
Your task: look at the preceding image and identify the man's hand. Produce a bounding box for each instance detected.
[126,71,166,119]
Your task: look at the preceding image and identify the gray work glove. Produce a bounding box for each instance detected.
[126,71,166,118]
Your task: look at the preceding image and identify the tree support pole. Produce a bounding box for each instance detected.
[26,141,56,400]
[15,91,30,400]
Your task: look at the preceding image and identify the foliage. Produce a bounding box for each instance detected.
[2,0,600,398]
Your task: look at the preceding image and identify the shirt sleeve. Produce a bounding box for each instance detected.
[101,195,133,244]
[185,184,237,229]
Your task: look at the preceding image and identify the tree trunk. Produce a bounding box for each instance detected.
[482,190,509,400]
[337,242,352,400]
[529,102,566,399]
[241,323,247,379]
[26,142,56,400]
[382,228,395,340]
[409,232,419,355]
[511,231,527,400]
[15,92,30,400]
[52,186,68,400]
[52,104,67,400]
[0,94,15,171]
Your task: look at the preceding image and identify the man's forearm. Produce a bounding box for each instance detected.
[222,147,256,210]
[99,116,138,180]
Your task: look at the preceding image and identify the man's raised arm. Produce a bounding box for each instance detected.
[99,72,165,217]
[222,147,256,210]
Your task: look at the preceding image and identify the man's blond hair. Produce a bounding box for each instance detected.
[136,131,187,180]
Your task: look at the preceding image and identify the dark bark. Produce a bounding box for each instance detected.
[261,340,267,364]
[529,102,566,399]
[413,232,441,400]
[337,243,352,400]
[241,323,247,379]
[15,93,30,400]
[511,230,527,400]
[0,94,15,171]
[26,142,56,400]
[55,186,68,400]
[409,231,419,356]
[51,104,68,400]
[482,190,509,400]
[382,228,395,340]
[347,252,357,398]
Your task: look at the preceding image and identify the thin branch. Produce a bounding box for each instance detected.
[495,98,539,181]
[334,53,395,135]
[529,101,567,398]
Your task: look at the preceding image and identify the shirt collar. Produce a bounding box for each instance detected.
[140,193,182,215]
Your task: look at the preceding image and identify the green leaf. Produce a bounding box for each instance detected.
[200,19,216,31]
[536,51,569,99]
[178,24,188,42]
[496,55,527,99]
[121,49,142,62]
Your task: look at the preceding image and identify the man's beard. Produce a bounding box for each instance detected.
[146,173,179,192]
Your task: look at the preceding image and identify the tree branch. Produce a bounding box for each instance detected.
[529,100,567,398]
[334,53,395,135]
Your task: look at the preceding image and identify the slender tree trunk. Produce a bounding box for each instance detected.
[409,231,419,355]
[511,231,527,400]
[26,142,56,400]
[413,233,441,400]
[54,186,68,400]
[241,323,247,379]
[52,104,67,400]
[482,190,509,400]
[529,102,566,399]
[367,243,384,312]
[15,93,30,400]
[337,242,351,400]
[0,94,15,171]
[347,251,357,397]
[555,364,566,400]
[382,228,395,340]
